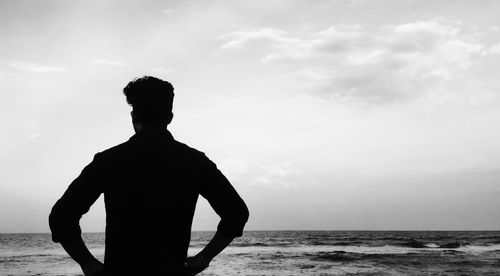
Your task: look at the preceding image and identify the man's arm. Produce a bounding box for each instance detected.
[187,154,249,274]
[185,232,233,275]
[198,231,233,262]
[61,236,104,275]
[49,153,105,275]
[199,155,249,239]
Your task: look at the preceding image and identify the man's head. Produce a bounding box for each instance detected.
[123,76,174,129]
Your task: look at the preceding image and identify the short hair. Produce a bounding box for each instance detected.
[123,76,174,126]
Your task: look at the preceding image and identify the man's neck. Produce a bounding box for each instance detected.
[134,124,167,134]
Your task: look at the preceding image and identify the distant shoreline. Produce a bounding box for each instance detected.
[2,229,500,235]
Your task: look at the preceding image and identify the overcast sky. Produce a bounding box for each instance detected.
[1,0,500,232]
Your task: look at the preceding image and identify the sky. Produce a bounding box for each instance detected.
[1,0,500,232]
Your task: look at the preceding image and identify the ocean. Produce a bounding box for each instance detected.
[1,231,499,275]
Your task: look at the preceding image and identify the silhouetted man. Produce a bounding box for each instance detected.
[49,76,249,275]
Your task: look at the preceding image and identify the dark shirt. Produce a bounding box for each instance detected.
[49,129,249,275]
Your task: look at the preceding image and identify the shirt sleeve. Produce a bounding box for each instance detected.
[49,153,105,243]
[198,154,249,239]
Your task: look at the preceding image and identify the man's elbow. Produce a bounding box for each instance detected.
[217,201,249,239]
[235,200,250,233]
[241,202,249,225]
[48,201,81,243]
[232,198,249,226]
[48,202,64,242]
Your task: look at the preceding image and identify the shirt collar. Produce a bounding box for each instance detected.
[129,128,174,142]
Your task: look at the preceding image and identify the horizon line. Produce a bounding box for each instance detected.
[2,229,499,234]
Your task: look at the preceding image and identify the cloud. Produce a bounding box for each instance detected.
[220,28,292,50]
[9,62,67,73]
[220,158,302,188]
[391,20,458,36]
[90,59,126,67]
[268,165,302,177]
[220,20,487,104]
[484,43,500,55]
[151,67,173,75]
[220,158,252,177]
[348,0,368,7]
[162,8,174,15]
[249,176,273,186]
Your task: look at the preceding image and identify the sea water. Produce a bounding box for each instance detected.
[1,231,499,275]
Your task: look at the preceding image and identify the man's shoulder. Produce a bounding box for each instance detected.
[171,139,208,160]
[97,140,130,157]
[95,138,208,160]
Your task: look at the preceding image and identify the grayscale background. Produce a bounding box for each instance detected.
[1,1,500,275]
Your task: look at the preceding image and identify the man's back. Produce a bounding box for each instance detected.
[49,128,249,275]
